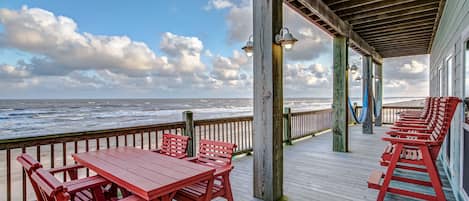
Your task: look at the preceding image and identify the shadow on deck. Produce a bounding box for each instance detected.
[225,126,456,201]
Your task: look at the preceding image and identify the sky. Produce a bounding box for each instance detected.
[0,0,429,99]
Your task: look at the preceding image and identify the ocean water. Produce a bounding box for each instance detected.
[0,97,421,140]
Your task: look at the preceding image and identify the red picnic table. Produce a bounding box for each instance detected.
[72,147,215,201]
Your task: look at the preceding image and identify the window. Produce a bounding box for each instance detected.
[446,57,453,162]
[440,67,444,96]
[464,41,469,193]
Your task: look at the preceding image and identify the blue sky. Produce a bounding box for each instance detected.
[0,0,429,99]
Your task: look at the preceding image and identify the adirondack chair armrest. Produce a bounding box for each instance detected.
[185,157,198,162]
[382,137,429,145]
[63,175,110,194]
[214,165,234,176]
[386,130,430,136]
[151,148,162,153]
[175,154,187,159]
[48,164,85,174]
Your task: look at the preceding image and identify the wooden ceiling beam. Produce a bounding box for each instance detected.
[374,43,429,50]
[335,0,419,16]
[348,4,438,25]
[356,20,435,35]
[323,0,350,6]
[328,0,386,12]
[370,40,430,46]
[362,30,434,40]
[353,17,435,32]
[352,12,436,30]
[286,0,383,63]
[366,34,433,43]
[359,26,434,38]
[340,0,439,21]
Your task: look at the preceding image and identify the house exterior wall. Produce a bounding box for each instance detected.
[429,1,469,200]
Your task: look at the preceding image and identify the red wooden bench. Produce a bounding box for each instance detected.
[175,139,237,201]
[30,167,144,201]
[152,133,190,159]
[368,97,460,201]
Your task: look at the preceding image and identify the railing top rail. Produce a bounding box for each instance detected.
[291,108,332,116]
[0,121,185,150]
[194,115,253,125]
[356,106,424,109]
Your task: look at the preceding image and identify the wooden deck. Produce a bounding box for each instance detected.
[224,125,456,201]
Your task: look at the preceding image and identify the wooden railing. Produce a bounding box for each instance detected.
[0,107,331,201]
[355,106,424,124]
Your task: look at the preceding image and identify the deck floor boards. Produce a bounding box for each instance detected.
[222,126,456,201]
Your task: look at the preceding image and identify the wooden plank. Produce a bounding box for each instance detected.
[252,0,284,200]
[362,56,373,134]
[226,126,458,201]
[332,36,349,152]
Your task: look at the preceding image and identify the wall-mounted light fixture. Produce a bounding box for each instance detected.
[241,35,254,57]
[350,64,358,74]
[354,75,362,82]
[275,27,298,50]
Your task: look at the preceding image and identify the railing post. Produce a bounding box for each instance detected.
[182,111,195,157]
[283,107,292,145]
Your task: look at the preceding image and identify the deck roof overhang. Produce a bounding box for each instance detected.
[285,0,446,64]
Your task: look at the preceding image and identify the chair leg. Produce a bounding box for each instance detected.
[204,177,214,201]
[377,143,403,201]
[91,186,107,201]
[222,174,234,201]
[420,146,446,201]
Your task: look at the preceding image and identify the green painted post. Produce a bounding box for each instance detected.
[362,56,373,134]
[284,107,292,145]
[375,63,383,126]
[182,111,195,157]
[332,36,349,152]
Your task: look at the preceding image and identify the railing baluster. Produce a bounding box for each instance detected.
[22,147,26,201]
[63,142,67,181]
[7,148,11,201]
[51,144,55,168]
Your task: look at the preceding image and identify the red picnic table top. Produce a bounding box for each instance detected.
[72,147,215,201]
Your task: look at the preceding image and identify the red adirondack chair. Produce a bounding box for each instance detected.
[388,98,442,134]
[30,168,144,201]
[398,97,432,119]
[368,97,461,201]
[152,133,190,159]
[174,140,237,201]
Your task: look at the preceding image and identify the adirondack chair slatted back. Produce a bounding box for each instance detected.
[198,140,237,168]
[30,168,70,201]
[17,153,44,201]
[160,134,190,158]
[419,97,432,118]
[427,97,461,157]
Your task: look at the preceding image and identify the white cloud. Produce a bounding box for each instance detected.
[399,60,427,74]
[0,6,164,76]
[205,0,234,10]
[159,32,205,74]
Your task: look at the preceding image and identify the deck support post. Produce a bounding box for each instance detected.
[332,36,349,152]
[362,56,373,134]
[182,111,195,157]
[252,0,284,200]
[374,63,383,126]
[284,107,292,145]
